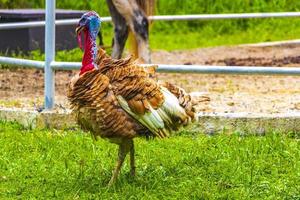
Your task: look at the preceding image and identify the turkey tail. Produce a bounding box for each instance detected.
[117,82,195,138]
[161,82,197,121]
[128,0,155,61]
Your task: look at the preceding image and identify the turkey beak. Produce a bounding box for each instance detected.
[75,25,84,35]
[76,24,85,49]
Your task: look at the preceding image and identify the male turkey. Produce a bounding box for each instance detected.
[68,11,196,186]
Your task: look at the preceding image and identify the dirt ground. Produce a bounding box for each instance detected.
[1,45,300,114]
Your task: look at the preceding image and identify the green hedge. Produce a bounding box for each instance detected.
[1,0,300,14]
[1,0,300,33]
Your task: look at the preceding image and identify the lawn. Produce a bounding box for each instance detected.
[0,121,299,199]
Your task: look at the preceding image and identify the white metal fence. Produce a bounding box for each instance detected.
[1,0,300,109]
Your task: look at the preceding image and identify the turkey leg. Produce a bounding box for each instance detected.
[108,139,132,186]
[129,140,135,177]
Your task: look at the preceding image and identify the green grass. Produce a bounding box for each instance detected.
[0,121,299,199]
[150,18,300,50]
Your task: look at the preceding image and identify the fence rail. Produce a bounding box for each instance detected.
[0,56,44,68]
[1,56,300,76]
[0,17,112,30]
[1,3,300,109]
[52,62,300,75]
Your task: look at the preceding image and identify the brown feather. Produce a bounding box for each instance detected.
[127,99,145,115]
[69,49,196,142]
[68,69,149,140]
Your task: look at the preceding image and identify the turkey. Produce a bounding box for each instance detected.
[68,11,196,186]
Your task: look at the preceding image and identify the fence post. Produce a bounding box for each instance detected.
[44,0,55,109]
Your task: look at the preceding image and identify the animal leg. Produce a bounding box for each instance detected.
[106,0,129,59]
[131,9,151,63]
[129,140,135,177]
[112,23,129,59]
[109,0,151,63]
[108,139,132,186]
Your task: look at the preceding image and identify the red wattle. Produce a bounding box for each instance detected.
[80,30,96,75]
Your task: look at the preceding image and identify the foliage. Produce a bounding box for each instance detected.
[0,0,43,9]
[1,0,300,15]
[0,121,299,199]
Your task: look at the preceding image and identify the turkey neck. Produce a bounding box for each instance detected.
[80,30,98,75]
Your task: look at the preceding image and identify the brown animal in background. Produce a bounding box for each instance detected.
[106,0,155,63]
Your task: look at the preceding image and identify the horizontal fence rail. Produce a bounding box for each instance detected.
[0,56,44,68]
[0,17,112,30]
[2,12,300,30]
[51,62,300,76]
[148,12,300,21]
[153,64,300,75]
[2,59,300,76]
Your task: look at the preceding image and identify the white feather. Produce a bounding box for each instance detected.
[159,87,187,121]
[116,95,167,137]
[116,86,189,137]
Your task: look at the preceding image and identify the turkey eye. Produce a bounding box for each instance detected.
[80,17,87,24]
